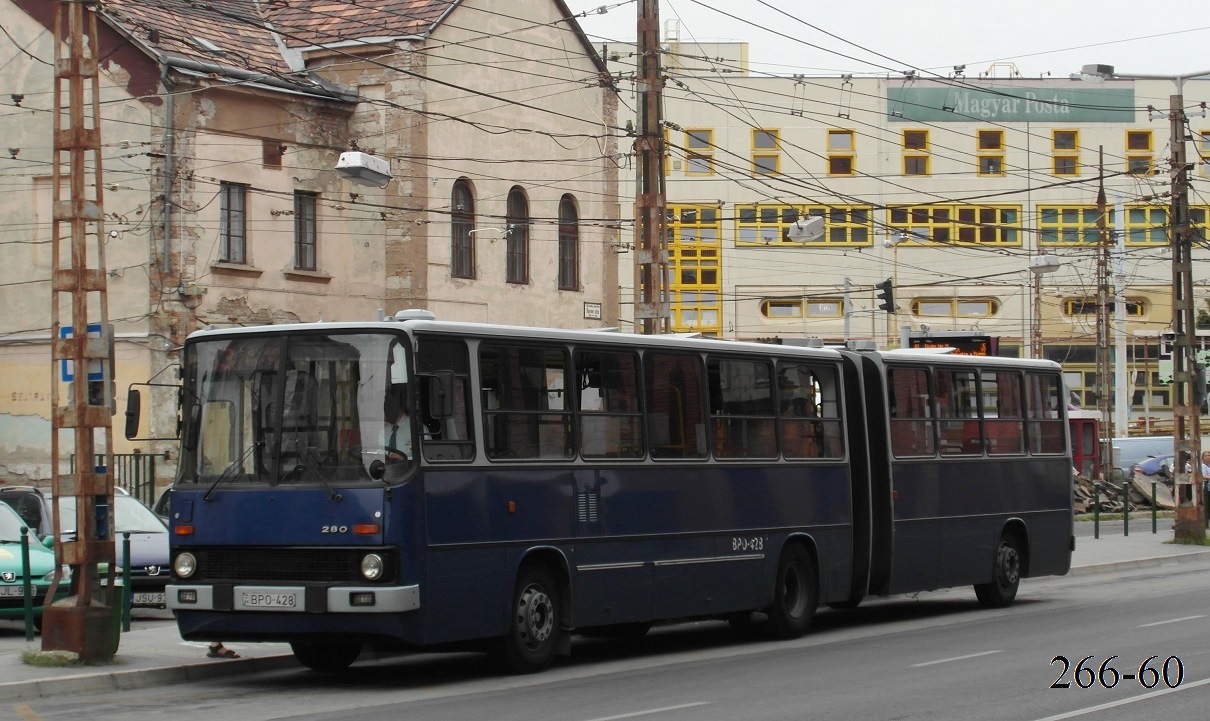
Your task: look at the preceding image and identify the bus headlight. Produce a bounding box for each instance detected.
[360,553,383,581]
[174,552,197,579]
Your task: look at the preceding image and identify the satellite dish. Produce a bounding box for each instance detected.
[786,216,824,241]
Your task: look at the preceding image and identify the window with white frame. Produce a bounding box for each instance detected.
[219,182,247,264]
[293,191,317,271]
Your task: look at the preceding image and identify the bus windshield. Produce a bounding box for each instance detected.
[179,331,411,487]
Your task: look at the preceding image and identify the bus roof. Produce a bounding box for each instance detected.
[186,317,1059,371]
[186,318,847,361]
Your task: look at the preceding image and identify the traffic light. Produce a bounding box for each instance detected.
[875,278,896,314]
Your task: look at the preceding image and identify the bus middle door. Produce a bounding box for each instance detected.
[570,469,652,628]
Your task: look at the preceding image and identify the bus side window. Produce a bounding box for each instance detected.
[708,357,776,459]
[983,371,1024,455]
[576,350,644,459]
[937,369,982,456]
[645,352,707,459]
[1026,372,1065,454]
[779,363,842,460]
[887,367,934,457]
[480,345,572,460]
[415,336,475,462]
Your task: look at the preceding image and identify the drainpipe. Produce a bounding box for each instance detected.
[160,64,174,275]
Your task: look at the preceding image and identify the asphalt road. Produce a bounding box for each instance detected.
[12,562,1210,721]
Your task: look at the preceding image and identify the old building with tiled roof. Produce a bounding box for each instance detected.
[0,0,620,485]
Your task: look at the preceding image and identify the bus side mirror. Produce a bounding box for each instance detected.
[428,371,455,419]
[124,389,141,440]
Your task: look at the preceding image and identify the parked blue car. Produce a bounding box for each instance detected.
[1134,454,1210,482]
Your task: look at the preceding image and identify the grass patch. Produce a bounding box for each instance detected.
[1168,536,1210,546]
[20,649,121,667]
[21,649,82,667]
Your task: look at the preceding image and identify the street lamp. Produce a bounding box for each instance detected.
[1081,64,1210,539]
[1028,254,1061,360]
[883,233,907,348]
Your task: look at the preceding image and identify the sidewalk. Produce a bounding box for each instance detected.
[1,525,1207,703]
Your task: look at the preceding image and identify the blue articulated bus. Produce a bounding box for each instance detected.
[139,310,1072,673]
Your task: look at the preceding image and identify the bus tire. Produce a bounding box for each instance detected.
[290,640,362,672]
[974,532,1022,609]
[496,565,561,674]
[766,545,818,639]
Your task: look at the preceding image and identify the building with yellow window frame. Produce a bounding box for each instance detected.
[609,38,1210,428]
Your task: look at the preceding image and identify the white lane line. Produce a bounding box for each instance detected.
[911,650,1002,667]
[582,702,711,721]
[1138,614,1205,628]
[1032,676,1210,721]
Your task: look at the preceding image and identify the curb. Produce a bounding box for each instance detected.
[1068,549,1210,577]
[0,654,299,702]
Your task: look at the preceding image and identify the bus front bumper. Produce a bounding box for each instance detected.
[166,583,420,613]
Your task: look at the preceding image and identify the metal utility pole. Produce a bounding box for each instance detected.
[632,0,669,334]
[46,0,119,659]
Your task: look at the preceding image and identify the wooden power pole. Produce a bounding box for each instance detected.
[632,0,669,334]
[45,0,119,660]
[1095,152,1113,481]
[1167,90,1206,540]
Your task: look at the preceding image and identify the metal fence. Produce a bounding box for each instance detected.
[68,451,166,507]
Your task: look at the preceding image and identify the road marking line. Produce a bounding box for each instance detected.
[13,704,43,721]
[911,650,1002,667]
[581,702,711,721]
[1137,614,1204,627]
[1032,676,1210,720]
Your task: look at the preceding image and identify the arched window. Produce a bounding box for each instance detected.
[558,194,579,290]
[451,180,475,279]
[506,187,529,284]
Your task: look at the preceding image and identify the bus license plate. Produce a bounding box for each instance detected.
[236,587,303,611]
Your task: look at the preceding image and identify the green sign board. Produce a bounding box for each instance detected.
[886,86,1135,123]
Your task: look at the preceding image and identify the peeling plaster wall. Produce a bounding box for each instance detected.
[0,0,159,484]
[416,0,619,328]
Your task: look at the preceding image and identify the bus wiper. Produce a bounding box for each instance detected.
[203,441,263,502]
[302,446,343,502]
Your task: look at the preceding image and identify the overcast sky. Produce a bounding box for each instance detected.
[564,0,1210,79]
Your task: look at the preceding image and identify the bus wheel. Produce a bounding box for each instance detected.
[974,533,1021,609]
[290,640,362,672]
[497,566,561,674]
[766,545,818,639]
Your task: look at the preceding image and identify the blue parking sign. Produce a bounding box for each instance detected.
[59,323,105,382]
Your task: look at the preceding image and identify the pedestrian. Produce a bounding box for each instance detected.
[207,642,240,659]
